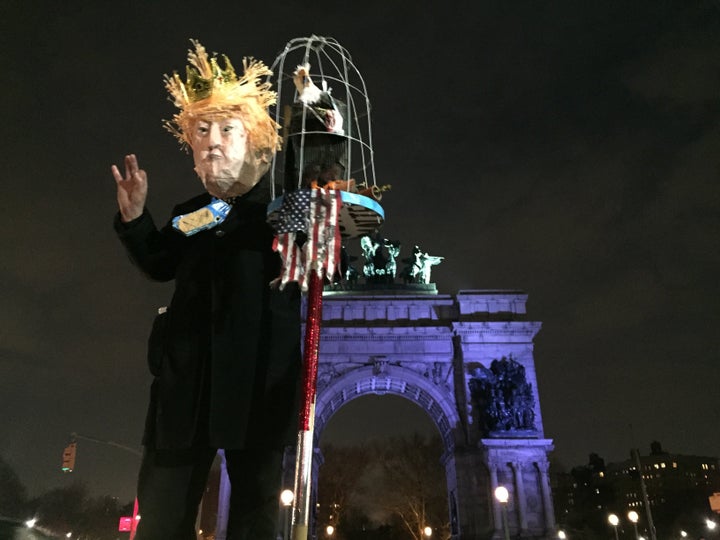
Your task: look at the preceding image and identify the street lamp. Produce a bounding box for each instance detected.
[628,510,640,540]
[707,518,717,531]
[608,514,620,540]
[494,486,511,540]
[280,490,294,540]
[680,531,688,538]
[326,525,335,537]
[281,489,294,507]
[423,525,433,537]
[558,531,567,539]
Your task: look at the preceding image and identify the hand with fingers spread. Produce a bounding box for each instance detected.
[111,154,148,222]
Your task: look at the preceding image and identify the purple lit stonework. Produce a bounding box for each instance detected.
[215,288,555,540]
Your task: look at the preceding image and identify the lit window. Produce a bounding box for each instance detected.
[661,463,666,468]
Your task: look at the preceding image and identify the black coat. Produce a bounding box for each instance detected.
[115,180,301,450]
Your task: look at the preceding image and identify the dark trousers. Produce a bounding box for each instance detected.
[134,447,284,540]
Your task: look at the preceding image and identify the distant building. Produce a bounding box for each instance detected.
[606,442,720,514]
[552,453,614,535]
[553,442,720,537]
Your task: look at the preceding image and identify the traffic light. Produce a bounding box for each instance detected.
[61,442,77,472]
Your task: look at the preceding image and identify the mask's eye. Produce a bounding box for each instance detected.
[196,123,210,136]
[222,120,246,137]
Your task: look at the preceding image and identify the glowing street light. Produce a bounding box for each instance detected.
[280,489,294,506]
[707,518,717,531]
[495,485,509,503]
[423,525,433,537]
[680,531,688,538]
[558,530,567,539]
[628,510,640,540]
[495,486,511,540]
[608,513,620,540]
[280,490,294,540]
[326,525,335,536]
[25,519,37,529]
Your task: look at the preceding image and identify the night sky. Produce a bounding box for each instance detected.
[2,1,719,503]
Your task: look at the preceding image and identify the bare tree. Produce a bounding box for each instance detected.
[373,435,450,540]
[317,443,372,533]
[318,436,450,540]
[0,454,27,519]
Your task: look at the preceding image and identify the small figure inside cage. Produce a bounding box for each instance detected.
[284,63,350,191]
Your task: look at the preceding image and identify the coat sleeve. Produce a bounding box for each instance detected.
[114,209,181,282]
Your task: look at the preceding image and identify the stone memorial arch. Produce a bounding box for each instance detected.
[215,288,555,540]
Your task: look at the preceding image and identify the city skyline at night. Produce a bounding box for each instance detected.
[2,0,719,506]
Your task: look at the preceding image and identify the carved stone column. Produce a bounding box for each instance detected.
[488,461,502,536]
[535,461,556,533]
[510,461,528,533]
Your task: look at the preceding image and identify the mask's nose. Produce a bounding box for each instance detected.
[207,123,222,150]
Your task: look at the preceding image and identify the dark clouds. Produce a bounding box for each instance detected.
[2,0,719,501]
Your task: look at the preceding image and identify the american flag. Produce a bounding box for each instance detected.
[273,188,343,291]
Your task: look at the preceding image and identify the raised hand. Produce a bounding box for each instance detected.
[111,154,148,222]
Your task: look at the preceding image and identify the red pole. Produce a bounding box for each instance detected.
[129,497,139,540]
[291,270,324,540]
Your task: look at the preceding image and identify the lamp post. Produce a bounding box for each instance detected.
[558,531,567,539]
[608,514,620,540]
[326,525,335,537]
[280,490,294,540]
[495,486,511,540]
[423,525,433,537]
[707,518,717,532]
[628,510,640,540]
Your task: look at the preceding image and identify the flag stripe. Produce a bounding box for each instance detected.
[273,188,343,291]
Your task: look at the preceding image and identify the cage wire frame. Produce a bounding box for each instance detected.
[268,35,379,199]
[264,37,385,540]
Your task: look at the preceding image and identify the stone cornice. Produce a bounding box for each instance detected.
[452,321,542,342]
[481,438,554,448]
[456,290,528,316]
[310,290,536,324]
[321,326,453,338]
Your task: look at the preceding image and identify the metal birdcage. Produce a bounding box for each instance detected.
[266,35,385,238]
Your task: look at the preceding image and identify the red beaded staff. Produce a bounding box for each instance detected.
[267,35,387,540]
[268,189,384,540]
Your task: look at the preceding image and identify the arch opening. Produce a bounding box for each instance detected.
[316,393,452,540]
